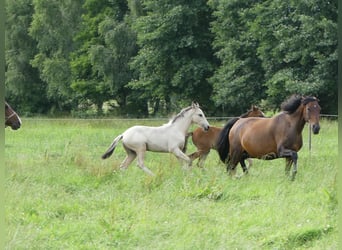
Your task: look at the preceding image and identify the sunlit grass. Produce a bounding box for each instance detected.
[5,119,337,249]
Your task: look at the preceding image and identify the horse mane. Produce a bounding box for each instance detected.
[170,106,193,124]
[281,95,318,114]
[280,95,302,114]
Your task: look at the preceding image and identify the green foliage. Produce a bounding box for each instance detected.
[5,0,337,116]
[5,0,49,114]
[209,0,266,115]
[130,0,215,113]
[210,0,337,114]
[5,119,338,248]
[70,0,140,115]
[248,0,337,111]
[28,0,84,112]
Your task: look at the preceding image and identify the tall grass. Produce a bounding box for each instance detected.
[5,119,337,249]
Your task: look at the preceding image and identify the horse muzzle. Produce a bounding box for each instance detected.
[203,125,210,131]
[8,121,21,130]
[312,124,320,134]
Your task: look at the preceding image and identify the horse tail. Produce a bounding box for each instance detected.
[182,132,193,153]
[216,117,240,163]
[101,134,123,159]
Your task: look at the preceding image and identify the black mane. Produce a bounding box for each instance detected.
[281,95,317,114]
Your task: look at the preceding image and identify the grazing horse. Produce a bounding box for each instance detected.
[102,102,210,176]
[5,101,21,130]
[216,95,321,180]
[185,105,265,168]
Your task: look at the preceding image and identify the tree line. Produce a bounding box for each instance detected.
[5,0,337,117]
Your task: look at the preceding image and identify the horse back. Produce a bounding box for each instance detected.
[230,117,278,158]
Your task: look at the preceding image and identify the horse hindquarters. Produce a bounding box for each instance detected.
[216,117,240,163]
[102,135,123,159]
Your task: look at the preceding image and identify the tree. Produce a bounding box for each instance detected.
[70,0,141,115]
[29,0,83,112]
[5,0,49,114]
[250,0,337,113]
[209,0,266,116]
[130,0,216,114]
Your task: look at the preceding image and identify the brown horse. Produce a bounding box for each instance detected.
[216,95,321,180]
[5,101,21,130]
[185,105,265,168]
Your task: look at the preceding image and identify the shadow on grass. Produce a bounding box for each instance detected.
[263,226,334,248]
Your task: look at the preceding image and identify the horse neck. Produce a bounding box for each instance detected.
[172,111,194,134]
[289,105,307,133]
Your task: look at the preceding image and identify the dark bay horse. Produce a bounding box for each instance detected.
[5,101,21,130]
[216,95,321,180]
[185,106,265,167]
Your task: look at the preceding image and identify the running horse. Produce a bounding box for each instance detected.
[5,101,21,130]
[216,95,321,180]
[185,105,265,168]
[102,102,210,176]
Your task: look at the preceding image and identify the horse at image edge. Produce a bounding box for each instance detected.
[216,95,321,180]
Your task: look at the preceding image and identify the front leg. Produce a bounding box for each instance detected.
[278,146,298,180]
[172,147,192,167]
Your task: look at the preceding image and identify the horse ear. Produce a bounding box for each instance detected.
[192,102,199,108]
[251,105,258,111]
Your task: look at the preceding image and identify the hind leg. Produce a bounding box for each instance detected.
[198,151,209,168]
[285,158,293,176]
[197,151,210,168]
[239,152,250,173]
[188,151,200,166]
[136,150,155,176]
[227,147,244,178]
[120,145,136,170]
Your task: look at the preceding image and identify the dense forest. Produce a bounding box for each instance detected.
[5,0,337,117]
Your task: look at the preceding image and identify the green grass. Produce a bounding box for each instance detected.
[5,118,337,249]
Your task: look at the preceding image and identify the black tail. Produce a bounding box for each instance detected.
[101,135,123,159]
[216,117,240,163]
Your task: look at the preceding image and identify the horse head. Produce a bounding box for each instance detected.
[249,105,265,117]
[5,102,21,130]
[302,97,321,134]
[240,105,265,118]
[191,102,209,131]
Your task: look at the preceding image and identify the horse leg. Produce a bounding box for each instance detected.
[188,151,200,166]
[240,152,250,174]
[136,150,155,176]
[247,158,253,168]
[172,148,192,167]
[278,147,298,180]
[227,161,238,177]
[228,147,243,178]
[239,159,248,174]
[119,146,137,170]
[285,158,293,176]
[198,150,209,168]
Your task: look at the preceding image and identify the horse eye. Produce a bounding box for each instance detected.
[198,114,203,117]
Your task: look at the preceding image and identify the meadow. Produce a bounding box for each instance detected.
[5,118,337,249]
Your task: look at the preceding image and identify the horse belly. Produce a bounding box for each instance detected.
[241,133,277,158]
[123,127,170,152]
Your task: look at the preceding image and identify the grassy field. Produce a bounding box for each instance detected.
[5,118,337,249]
